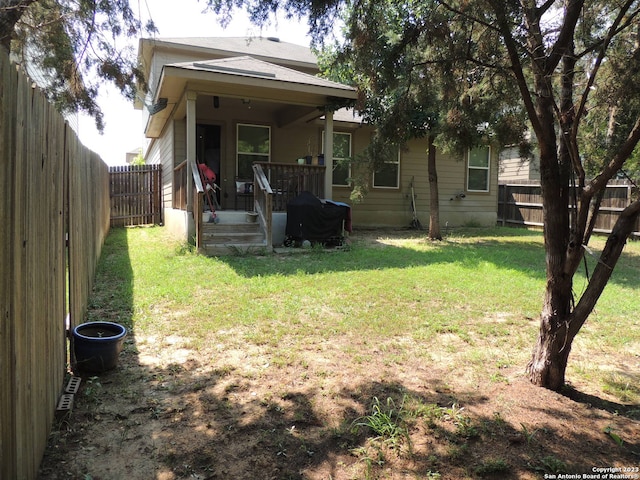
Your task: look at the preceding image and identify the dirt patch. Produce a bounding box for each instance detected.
[39,328,639,480]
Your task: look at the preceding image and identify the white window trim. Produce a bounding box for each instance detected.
[467,146,491,193]
[373,149,401,189]
[236,123,271,176]
[324,131,352,187]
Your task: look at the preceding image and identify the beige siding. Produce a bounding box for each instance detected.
[145,120,176,210]
[139,36,501,229]
[148,91,499,227]
[499,146,540,182]
[332,135,499,228]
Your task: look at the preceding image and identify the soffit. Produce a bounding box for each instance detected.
[145,56,356,138]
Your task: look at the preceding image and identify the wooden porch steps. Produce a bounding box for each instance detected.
[200,220,267,256]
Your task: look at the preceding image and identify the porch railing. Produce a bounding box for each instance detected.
[252,163,273,250]
[191,161,205,249]
[186,161,326,252]
[174,160,187,210]
[255,162,326,211]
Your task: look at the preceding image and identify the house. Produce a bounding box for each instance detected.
[136,36,499,252]
[125,148,142,164]
[499,144,540,182]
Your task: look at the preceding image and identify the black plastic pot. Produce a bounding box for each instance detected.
[73,321,127,373]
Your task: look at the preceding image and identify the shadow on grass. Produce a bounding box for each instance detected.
[83,227,136,333]
[216,226,640,290]
[218,227,550,280]
[51,357,640,479]
[563,384,640,420]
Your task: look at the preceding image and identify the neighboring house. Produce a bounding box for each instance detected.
[499,144,540,183]
[498,135,540,184]
[136,36,499,248]
[126,148,142,164]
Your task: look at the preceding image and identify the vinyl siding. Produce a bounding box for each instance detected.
[145,120,176,210]
[331,135,499,228]
[499,146,540,182]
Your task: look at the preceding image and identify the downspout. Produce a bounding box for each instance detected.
[323,110,334,199]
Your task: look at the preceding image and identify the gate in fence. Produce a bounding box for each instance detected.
[109,164,162,227]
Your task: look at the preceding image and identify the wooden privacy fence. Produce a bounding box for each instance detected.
[110,164,162,227]
[0,51,110,480]
[498,181,640,237]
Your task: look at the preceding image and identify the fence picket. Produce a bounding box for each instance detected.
[109,164,162,227]
[1,50,110,480]
[498,182,640,237]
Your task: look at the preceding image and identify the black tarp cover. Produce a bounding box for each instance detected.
[285,191,349,242]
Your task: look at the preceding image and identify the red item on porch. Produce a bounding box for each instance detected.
[198,163,216,184]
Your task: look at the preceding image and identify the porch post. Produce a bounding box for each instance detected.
[186,91,197,213]
[323,110,334,199]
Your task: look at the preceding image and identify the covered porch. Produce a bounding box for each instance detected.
[146,55,357,252]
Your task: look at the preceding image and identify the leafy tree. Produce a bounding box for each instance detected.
[205,0,640,391]
[131,150,145,166]
[317,0,527,239]
[0,0,155,131]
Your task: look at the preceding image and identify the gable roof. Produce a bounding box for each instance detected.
[145,55,357,137]
[138,36,318,86]
[159,36,317,66]
[167,56,353,94]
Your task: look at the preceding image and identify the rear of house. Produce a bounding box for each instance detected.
[137,36,499,247]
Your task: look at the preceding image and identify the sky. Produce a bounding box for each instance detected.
[75,0,315,166]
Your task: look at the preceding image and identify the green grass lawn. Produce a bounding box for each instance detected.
[87,225,640,403]
[48,225,639,480]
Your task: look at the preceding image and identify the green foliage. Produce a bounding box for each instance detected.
[443,403,479,439]
[353,396,409,449]
[538,455,567,474]
[81,376,103,406]
[519,423,539,445]
[131,152,145,166]
[604,425,625,446]
[324,0,529,182]
[475,458,510,476]
[5,0,156,131]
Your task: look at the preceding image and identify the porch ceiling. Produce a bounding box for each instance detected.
[145,56,357,138]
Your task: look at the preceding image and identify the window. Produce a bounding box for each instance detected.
[373,149,400,189]
[331,132,352,186]
[237,124,270,178]
[467,146,490,192]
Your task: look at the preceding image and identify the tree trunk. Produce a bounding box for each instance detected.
[491,0,640,393]
[0,0,36,51]
[427,135,442,240]
[526,314,574,390]
[526,41,577,391]
[528,200,640,389]
[526,262,575,390]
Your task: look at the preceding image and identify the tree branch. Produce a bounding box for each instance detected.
[437,0,502,33]
[0,0,36,49]
[571,0,638,143]
[536,0,556,17]
[491,5,542,137]
[575,6,640,59]
[545,0,585,74]
[587,115,640,196]
[571,198,640,334]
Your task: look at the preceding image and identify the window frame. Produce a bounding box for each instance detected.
[372,149,401,189]
[236,123,271,178]
[324,131,352,187]
[466,146,491,193]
